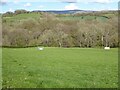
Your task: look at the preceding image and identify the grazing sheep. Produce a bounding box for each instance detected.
[38,47,44,51]
[104,47,110,50]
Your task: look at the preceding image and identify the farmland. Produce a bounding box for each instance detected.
[2,47,118,88]
[1,9,118,88]
[0,48,2,89]
[3,12,111,22]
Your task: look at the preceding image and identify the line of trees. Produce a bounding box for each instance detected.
[2,9,118,17]
[2,13,119,48]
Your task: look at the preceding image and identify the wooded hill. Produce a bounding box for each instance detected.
[1,10,119,48]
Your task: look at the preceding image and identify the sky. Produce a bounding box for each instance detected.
[0,0,119,13]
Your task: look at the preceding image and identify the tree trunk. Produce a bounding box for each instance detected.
[59,42,62,48]
[101,35,103,47]
[106,37,108,47]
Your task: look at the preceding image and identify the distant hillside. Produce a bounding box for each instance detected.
[32,10,95,14]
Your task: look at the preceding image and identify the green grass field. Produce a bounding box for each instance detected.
[3,13,109,23]
[0,48,2,89]
[2,47,118,88]
[3,13,41,23]
[59,16,108,21]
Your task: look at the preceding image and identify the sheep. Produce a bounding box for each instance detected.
[37,47,44,51]
[104,47,110,50]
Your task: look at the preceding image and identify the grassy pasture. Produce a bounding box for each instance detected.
[2,47,118,88]
[3,13,109,23]
[6,13,41,18]
[59,16,108,21]
[3,13,41,22]
[0,48,2,89]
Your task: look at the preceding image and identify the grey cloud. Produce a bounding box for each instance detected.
[0,0,7,5]
[60,0,77,3]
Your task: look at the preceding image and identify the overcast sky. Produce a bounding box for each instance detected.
[0,0,119,13]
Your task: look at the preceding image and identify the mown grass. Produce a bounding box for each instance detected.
[2,47,118,88]
[58,16,108,21]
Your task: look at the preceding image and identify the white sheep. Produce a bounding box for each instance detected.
[104,47,110,50]
[37,47,44,51]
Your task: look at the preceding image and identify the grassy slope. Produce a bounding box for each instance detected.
[2,47,118,88]
[0,48,2,89]
[3,13,111,22]
[3,13,41,22]
[59,16,108,21]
